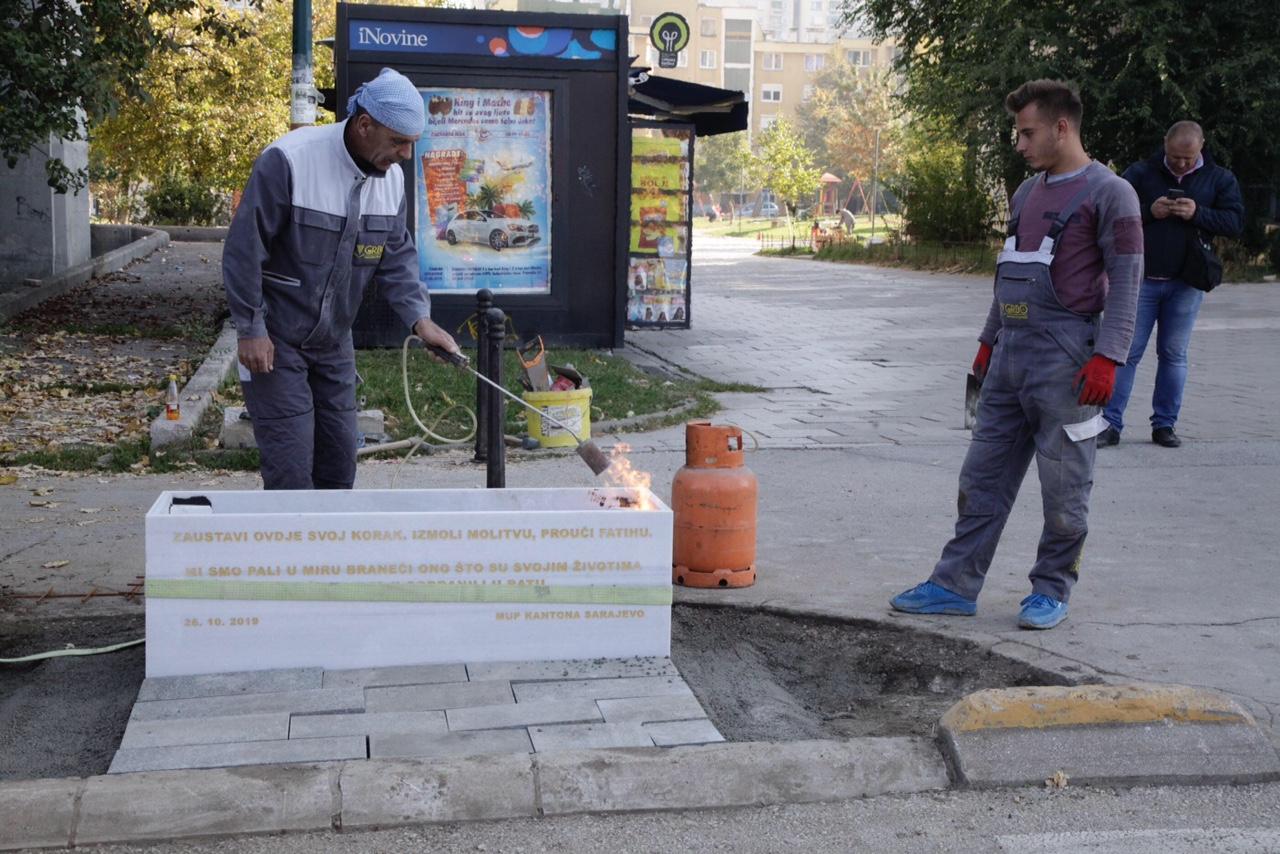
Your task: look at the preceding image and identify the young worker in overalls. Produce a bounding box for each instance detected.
[891,80,1143,629]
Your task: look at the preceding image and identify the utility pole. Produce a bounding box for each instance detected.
[869,127,881,242]
[290,0,316,129]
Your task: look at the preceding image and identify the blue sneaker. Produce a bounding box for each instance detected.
[1018,593,1068,629]
[890,581,977,616]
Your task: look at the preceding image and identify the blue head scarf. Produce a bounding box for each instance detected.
[346,68,425,136]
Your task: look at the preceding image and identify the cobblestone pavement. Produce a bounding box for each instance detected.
[627,235,1280,450]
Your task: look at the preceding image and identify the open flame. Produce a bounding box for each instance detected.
[602,442,656,510]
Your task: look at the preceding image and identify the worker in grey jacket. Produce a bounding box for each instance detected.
[223,68,460,490]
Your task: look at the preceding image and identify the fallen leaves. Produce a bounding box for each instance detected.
[1045,770,1069,789]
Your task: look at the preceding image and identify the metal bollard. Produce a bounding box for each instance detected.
[473,289,493,462]
[485,307,506,488]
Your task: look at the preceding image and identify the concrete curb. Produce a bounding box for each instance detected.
[0,225,168,323]
[149,321,239,450]
[153,226,229,243]
[938,684,1280,789]
[0,737,947,850]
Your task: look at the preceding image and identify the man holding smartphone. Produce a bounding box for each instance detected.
[1099,121,1244,448]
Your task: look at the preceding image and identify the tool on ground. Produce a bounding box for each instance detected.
[517,336,551,391]
[426,343,613,476]
[964,372,981,430]
[672,420,757,588]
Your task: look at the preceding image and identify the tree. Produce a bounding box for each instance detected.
[91,0,308,203]
[86,0,439,211]
[755,119,823,218]
[794,62,903,184]
[897,122,996,242]
[2,0,251,193]
[851,0,1280,246]
[693,131,760,200]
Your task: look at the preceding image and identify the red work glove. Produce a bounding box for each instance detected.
[1074,354,1117,405]
[972,341,993,381]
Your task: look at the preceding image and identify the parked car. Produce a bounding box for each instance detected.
[756,201,780,218]
[444,210,540,251]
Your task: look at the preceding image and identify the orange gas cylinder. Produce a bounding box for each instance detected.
[672,421,757,588]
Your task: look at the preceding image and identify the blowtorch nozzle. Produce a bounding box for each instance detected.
[575,440,613,477]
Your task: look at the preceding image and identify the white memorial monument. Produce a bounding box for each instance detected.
[145,488,673,677]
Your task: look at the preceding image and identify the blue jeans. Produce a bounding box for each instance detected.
[1104,278,1204,433]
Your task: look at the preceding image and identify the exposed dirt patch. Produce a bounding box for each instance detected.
[672,604,1079,741]
[0,613,144,781]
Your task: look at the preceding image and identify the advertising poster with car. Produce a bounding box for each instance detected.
[627,124,692,329]
[414,87,552,294]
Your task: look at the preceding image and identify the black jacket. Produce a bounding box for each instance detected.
[1121,148,1244,280]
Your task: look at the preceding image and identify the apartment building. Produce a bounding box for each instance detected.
[462,0,893,140]
[751,35,894,135]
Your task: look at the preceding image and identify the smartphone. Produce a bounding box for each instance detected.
[1166,188,1187,200]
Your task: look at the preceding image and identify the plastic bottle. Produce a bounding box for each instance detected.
[165,374,180,421]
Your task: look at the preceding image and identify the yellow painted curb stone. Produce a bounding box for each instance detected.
[940,683,1255,733]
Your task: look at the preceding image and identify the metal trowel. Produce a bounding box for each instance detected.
[964,372,981,430]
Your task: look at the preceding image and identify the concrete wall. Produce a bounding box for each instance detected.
[0,133,92,284]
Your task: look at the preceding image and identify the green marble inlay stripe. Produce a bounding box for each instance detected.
[146,578,673,606]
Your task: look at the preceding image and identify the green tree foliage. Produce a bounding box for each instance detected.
[851,0,1280,245]
[2,0,251,193]
[897,124,996,242]
[794,62,903,183]
[92,0,329,204]
[693,131,761,198]
[754,119,822,217]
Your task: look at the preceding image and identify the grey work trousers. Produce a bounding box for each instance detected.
[240,334,358,490]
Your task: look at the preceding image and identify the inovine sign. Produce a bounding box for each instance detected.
[347,19,617,61]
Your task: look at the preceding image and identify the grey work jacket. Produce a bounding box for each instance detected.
[223,121,430,349]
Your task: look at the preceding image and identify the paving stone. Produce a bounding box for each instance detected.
[369,728,533,760]
[321,663,467,689]
[644,719,725,746]
[365,680,513,713]
[108,735,367,773]
[340,754,536,827]
[596,694,709,724]
[77,764,333,844]
[513,675,693,704]
[120,712,289,748]
[135,668,322,702]
[447,698,603,731]
[0,777,79,849]
[131,687,365,721]
[466,657,678,682]
[289,710,447,738]
[528,721,654,751]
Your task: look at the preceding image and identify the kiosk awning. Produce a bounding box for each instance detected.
[627,70,748,137]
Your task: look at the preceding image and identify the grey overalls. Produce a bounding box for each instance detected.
[930,185,1105,603]
[240,172,373,492]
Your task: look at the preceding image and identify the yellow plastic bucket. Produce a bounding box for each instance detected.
[522,388,592,448]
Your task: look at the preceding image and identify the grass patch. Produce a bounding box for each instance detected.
[694,215,903,241]
[10,439,149,472]
[692,378,768,394]
[815,238,998,274]
[356,347,718,443]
